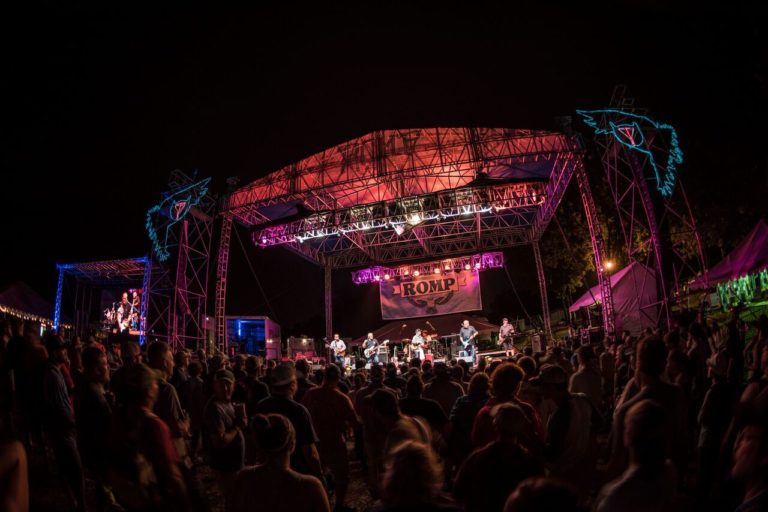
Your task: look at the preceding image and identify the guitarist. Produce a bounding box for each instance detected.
[328,334,347,369]
[498,317,517,357]
[116,292,132,333]
[459,320,478,361]
[363,332,379,365]
[410,329,426,361]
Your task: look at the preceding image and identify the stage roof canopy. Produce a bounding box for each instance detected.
[223,127,582,268]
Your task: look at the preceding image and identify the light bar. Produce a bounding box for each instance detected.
[351,252,505,285]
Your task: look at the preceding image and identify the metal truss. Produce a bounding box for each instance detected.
[53,256,157,338]
[224,128,573,222]
[214,127,605,346]
[532,241,553,337]
[575,164,616,335]
[147,170,217,350]
[214,215,233,353]
[351,252,505,284]
[587,86,706,329]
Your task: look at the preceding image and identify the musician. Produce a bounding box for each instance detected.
[499,318,516,357]
[329,334,346,368]
[459,319,478,360]
[410,329,426,361]
[130,290,140,330]
[116,292,132,333]
[363,332,379,364]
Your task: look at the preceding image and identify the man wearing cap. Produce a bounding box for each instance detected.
[254,363,324,482]
[410,329,425,361]
[534,364,595,483]
[203,368,246,500]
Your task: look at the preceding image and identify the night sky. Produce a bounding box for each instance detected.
[2,3,766,337]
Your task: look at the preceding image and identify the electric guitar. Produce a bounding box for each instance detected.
[364,339,389,358]
[460,332,477,348]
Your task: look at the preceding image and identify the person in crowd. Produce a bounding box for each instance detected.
[423,362,465,416]
[232,356,269,421]
[0,438,29,512]
[569,345,602,410]
[179,360,205,460]
[110,340,141,403]
[399,374,448,436]
[302,363,359,512]
[43,334,85,511]
[502,477,581,512]
[147,342,191,469]
[696,349,736,503]
[254,364,324,482]
[533,364,595,485]
[171,349,190,389]
[109,362,187,510]
[378,440,458,511]
[229,414,330,512]
[446,372,490,474]
[294,359,317,403]
[449,365,467,393]
[607,336,687,479]
[730,406,768,512]
[471,362,542,451]
[365,389,430,497]
[203,368,245,503]
[75,346,116,509]
[231,355,247,381]
[595,399,678,512]
[383,363,406,396]
[454,403,544,512]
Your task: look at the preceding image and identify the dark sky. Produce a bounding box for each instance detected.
[2,3,766,337]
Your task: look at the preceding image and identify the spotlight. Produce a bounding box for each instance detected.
[413,270,420,276]
[393,224,405,236]
[444,264,451,271]
[475,262,482,269]
[374,275,381,281]
[403,269,410,275]
[434,268,440,274]
[464,263,471,270]
[605,260,615,270]
[383,273,391,280]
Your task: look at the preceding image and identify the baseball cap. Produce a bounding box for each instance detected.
[530,364,568,385]
[214,369,235,383]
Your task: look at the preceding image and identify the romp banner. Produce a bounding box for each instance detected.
[379,271,482,319]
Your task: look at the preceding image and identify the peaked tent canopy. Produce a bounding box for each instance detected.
[350,313,498,346]
[569,262,658,336]
[689,219,768,290]
[0,281,55,324]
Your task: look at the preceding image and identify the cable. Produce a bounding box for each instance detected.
[503,264,533,326]
[232,224,278,321]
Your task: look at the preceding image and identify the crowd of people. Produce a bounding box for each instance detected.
[1,309,767,511]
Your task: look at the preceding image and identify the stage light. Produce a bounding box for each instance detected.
[403,269,410,275]
[605,260,615,270]
[433,268,440,274]
[408,213,423,225]
[302,338,307,344]
[475,262,482,269]
[393,224,405,236]
[444,264,451,271]
[383,273,391,280]
[374,275,381,281]
[464,263,471,270]
[413,270,420,276]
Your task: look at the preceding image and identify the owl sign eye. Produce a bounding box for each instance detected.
[610,121,645,148]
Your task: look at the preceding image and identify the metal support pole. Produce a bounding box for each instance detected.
[54,266,65,331]
[532,241,552,339]
[140,257,152,345]
[575,164,616,337]
[215,215,233,354]
[324,259,333,340]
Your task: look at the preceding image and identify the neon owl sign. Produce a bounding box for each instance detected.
[146,177,211,261]
[576,109,683,197]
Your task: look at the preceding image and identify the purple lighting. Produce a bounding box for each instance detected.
[351,252,505,285]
